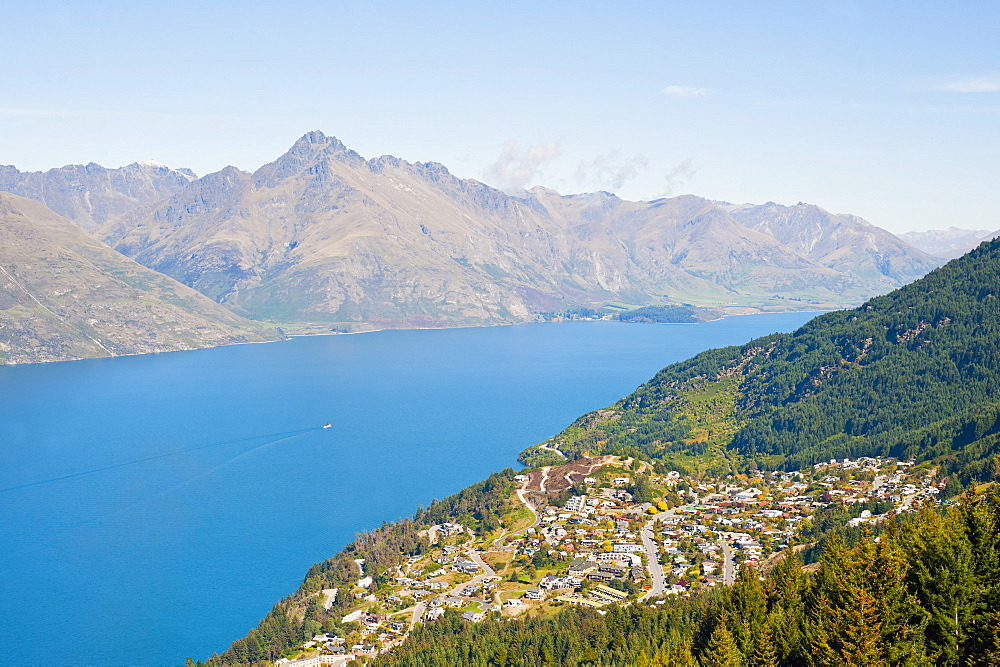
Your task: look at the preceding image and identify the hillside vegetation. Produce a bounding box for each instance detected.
[521,238,1000,487]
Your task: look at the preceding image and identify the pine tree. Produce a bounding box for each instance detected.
[957,491,1000,662]
[766,553,808,662]
[725,566,768,659]
[662,642,698,666]
[701,616,745,667]
[809,531,928,665]
[750,623,778,666]
[896,505,975,664]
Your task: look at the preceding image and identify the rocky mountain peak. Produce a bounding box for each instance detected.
[7,131,948,331]
[126,160,198,180]
[254,131,364,187]
[289,131,356,159]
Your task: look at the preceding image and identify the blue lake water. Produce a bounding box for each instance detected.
[0,314,818,664]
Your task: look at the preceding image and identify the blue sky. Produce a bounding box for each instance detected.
[1,1,998,233]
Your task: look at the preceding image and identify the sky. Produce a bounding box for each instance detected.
[1,1,998,233]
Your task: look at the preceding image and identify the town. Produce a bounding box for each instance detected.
[277,454,947,665]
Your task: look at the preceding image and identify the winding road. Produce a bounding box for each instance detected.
[537,442,566,460]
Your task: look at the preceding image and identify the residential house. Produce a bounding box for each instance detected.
[523,588,545,601]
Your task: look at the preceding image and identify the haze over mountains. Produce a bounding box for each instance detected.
[0,131,953,361]
[899,226,1000,260]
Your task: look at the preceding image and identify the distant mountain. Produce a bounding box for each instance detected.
[899,226,996,259]
[0,160,196,231]
[0,192,281,364]
[530,189,861,305]
[96,131,941,328]
[722,201,941,288]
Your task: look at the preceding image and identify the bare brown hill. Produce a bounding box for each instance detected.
[0,192,281,364]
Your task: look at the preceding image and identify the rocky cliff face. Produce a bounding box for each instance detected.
[97,131,943,327]
[0,192,281,364]
[0,161,196,231]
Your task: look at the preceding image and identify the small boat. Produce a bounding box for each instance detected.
[322,423,332,429]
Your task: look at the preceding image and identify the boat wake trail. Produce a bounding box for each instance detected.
[0,427,322,494]
[154,429,313,496]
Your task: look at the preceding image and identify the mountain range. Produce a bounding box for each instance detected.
[0,160,196,231]
[87,131,941,328]
[0,131,949,360]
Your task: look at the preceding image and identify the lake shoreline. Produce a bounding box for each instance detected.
[1,308,832,368]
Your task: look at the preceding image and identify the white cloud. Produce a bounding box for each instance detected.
[933,76,1000,93]
[575,151,649,192]
[483,140,560,191]
[662,158,696,196]
[662,85,712,98]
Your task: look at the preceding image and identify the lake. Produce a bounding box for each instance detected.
[0,314,818,664]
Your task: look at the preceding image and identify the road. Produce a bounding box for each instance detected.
[407,477,546,632]
[407,541,498,629]
[493,478,541,549]
[517,488,541,529]
[409,600,426,631]
[719,537,736,586]
[639,495,704,602]
[538,466,551,492]
[872,473,887,493]
[639,512,736,600]
[538,442,566,459]
[638,518,667,600]
[638,503,687,601]
[433,543,498,599]
[465,547,496,578]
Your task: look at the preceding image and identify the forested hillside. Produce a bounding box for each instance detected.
[521,238,1000,486]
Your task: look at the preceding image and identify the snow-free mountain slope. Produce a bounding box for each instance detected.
[99,132,941,327]
[0,192,280,364]
[723,201,942,287]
